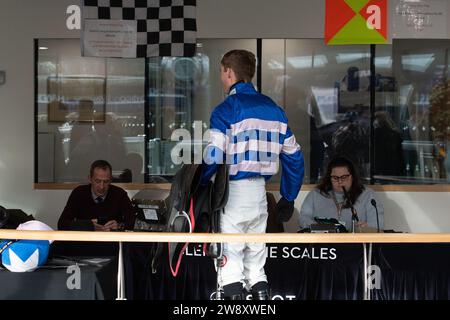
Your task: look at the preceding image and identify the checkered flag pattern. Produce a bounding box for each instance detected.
[83,0,197,57]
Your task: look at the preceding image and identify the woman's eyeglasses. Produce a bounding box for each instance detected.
[331,174,351,182]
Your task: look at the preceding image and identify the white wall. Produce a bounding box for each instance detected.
[0,0,449,232]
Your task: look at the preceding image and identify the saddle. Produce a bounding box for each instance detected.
[151,164,229,276]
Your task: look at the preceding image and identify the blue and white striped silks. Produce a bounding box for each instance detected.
[0,221,53,272]
[202,82,304,202]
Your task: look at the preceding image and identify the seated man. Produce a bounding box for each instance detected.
[58,160,135,231]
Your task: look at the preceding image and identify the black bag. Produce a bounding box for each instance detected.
[0,206,34,229]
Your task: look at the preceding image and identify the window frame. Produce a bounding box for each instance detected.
[34,38,450,191]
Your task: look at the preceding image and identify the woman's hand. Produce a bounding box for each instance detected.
[356,221,369,229]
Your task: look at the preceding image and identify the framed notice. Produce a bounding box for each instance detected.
[392,0,448,38]
[47,76,106,123]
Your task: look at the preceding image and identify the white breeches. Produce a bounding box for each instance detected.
[219,177,268,289]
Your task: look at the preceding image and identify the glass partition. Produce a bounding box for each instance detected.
[36,38,450,185]
[262,40,371,184]
[374,40,450,184]
[145,39,256,182]
[36,38,256,183]
[37,39,145,183]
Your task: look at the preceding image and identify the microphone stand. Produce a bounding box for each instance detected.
[342,187,359,233]
[350,207,359,233]
[371,199,380,233]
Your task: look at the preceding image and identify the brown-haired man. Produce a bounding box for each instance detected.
[202,50,304,300]
[58,159,135,231]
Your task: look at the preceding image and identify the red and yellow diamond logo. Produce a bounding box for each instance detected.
[325,0,388,45]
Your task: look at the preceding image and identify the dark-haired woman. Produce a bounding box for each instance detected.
[299,157,384,232]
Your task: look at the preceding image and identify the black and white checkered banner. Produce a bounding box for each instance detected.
[82,0,197,58]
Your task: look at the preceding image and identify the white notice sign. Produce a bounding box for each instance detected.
[143,209,158,221]
[392,0,448,38]
[82,19,137,58]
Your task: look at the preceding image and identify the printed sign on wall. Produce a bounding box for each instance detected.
[325,0,388,45]
[392,0,448,39]
[82,19,137,58]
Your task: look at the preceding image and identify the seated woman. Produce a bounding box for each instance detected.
[299,156,384,232]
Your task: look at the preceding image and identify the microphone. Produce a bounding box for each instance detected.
[342,186,359,233]
[370,199,381,233]
[341,186,349,201]
[342,186,359,222]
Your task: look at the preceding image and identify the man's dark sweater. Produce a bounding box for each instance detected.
[58,184,135,231]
